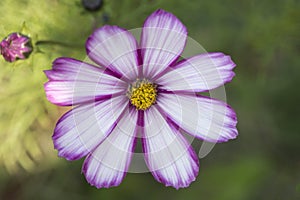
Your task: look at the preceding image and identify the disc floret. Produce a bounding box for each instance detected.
[127,79,157,110]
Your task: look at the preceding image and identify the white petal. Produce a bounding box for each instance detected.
[82,107,138,188]
[140,9,187,79]
[86,25,139,80]
[157,93,238,143]
[44,57,126,106]
[142,106,199,189]
[53,95,128,160]
[156,53,236,92]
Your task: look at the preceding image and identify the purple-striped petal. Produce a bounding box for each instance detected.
[86,25,139,80]
[53,95,128,161]
[156,53,236,92]
[44,57,126,106]
[157,93,238,143]
[142,106,199,189]
[140,9,187,79]
[82,107,138,188]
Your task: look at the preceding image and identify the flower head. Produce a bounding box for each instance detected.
[0,32,32,62]
[44,9,238,189]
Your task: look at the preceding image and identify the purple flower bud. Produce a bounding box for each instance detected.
[0,32,32,62]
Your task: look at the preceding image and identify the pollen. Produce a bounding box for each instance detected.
[128,79,157,110]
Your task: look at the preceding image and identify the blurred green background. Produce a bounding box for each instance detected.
[0,0,299,199]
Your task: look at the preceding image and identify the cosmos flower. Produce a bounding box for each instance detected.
[44,9,238,189]
[0,32,32,62]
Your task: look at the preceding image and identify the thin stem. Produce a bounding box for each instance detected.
[35,40,83,48]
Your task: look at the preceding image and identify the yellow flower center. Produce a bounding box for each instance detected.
[128,79,157,110]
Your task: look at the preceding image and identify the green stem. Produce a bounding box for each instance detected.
[35,40,83,48]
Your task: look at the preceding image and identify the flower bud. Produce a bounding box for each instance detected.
[82,0,103,12]
[0,32,32,62]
